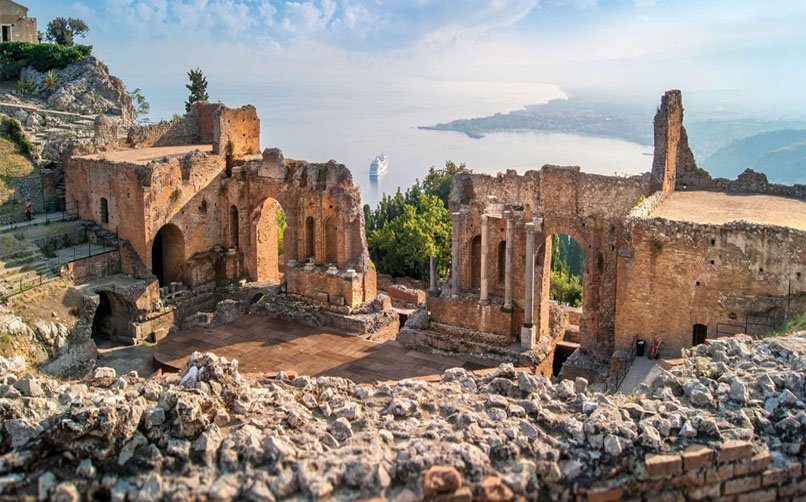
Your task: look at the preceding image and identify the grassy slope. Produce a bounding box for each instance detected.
[0,135,35,214]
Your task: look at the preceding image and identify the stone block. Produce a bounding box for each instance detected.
[423,466,463,497]
[683,444,713,471]
[786,461,803,478]
[329,294,345,306]
[584,486,624,502]
[387,284,426,306]
[723,476,761,495]
[686,483,721,501]
[736,488,776,502]
[777,478,806,498]
[645,454,682,479]
[372,293,391,312]
[719,440,753,463]
[761,468,787,487]
[315,292,329,304]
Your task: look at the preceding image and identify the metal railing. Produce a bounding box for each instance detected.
[0,200,79,232]
[0,225,120,302]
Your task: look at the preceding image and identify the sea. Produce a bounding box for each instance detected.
[145,79,653,208]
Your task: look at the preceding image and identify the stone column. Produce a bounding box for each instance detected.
[429,256,438,293]
[451,212,460,297]
[521,221,537,349]
[503,211,513,311]
[479,214,490,305]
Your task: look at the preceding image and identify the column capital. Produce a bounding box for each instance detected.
[451,211,461,220]
[503,210,512,220]
[533,217,544,231]
[481,213,489,223]
[525,221,535,234]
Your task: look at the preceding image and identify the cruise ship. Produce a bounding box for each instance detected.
[370,153,389,178]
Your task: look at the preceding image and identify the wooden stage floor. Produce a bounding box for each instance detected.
[154,315,489,383]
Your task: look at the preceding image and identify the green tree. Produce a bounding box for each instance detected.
[549,234,584,306]
[277,205,287,256]
[46,17,89,46]
[368,194,451,280]
[422,160,470,207]
[129,88,150,122]
[185,68,209,113]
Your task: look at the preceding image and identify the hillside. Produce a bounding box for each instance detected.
[700,129,806,184]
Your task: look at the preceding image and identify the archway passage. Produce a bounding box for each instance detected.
[549,234,584,308]
[91,291,134,345]
[251,198,287,283]
[152,224,185,287]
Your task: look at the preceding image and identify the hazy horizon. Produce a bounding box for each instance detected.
[26,0,806,120]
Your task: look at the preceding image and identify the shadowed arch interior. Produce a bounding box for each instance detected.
[152,224,185,287]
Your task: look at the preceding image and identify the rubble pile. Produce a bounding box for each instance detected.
[0,333,803,500]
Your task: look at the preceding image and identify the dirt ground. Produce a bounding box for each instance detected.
[651,191,806,231]
[77,145,213,165]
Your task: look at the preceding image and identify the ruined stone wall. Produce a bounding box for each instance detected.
[652,90,806,199]
[440,166,654,364]
[213,105,260,157]
[126,102,224,149]
[65,157,147,252]
[616,217,806,357]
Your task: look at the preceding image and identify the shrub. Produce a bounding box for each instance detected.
[16,78,35,95]
[2,117,34,157]
[42,70,59,92]
[0,42,92,80]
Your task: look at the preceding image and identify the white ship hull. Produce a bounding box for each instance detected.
[370,154,389,178]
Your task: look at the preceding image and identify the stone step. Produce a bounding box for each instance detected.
[398,325,533,366]
[428,321,515,348]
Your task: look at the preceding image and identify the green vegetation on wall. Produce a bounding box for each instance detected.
[0,42,92,80]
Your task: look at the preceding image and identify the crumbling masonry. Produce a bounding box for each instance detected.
[64,91,804,384]
[400,90,805,384]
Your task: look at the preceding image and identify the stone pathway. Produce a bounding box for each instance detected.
[155,315,490,383]
[617,356,663,394]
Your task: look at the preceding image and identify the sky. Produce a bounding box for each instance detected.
[24,0,806,118]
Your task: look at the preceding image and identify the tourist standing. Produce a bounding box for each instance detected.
[25,199,32,221]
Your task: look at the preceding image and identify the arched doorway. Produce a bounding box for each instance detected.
[228,206,239,248]
[152,224,185,287]
[92,291,134,345]
[250,198,287,283]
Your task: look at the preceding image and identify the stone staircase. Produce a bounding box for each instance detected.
[397,321,535,366]
[0,245,59,299]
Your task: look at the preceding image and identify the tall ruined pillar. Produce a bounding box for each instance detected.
[503,210,513,311]
[521,221,537,349]
[479,214,490,305]
[451,212,460,298]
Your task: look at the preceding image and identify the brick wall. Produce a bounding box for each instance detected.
[615,217,805,357]
[577,440,805,501]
